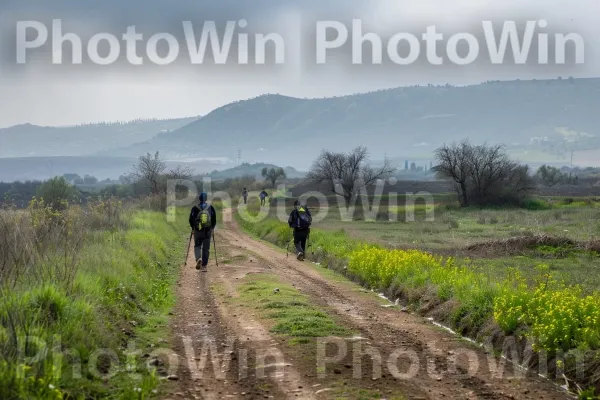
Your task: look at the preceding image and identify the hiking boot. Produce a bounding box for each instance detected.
[195,259,202,270]
[297,252,304,261]
[201,264,208,272]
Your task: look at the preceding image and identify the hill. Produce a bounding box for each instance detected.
[205,163,305,180]
[0,117,199,158]
[112,77,600,169]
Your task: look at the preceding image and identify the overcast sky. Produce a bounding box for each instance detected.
[0,0,598,127]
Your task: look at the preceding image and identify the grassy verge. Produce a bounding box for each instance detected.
[236,274,349,344]
[235,201,600,396]
[0,201,188,399]
[231,274,407,399]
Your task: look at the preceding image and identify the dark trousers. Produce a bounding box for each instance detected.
[260,198,266,206]
[293,229,309,254]
[194,229,212,266]
[243,196,248,204]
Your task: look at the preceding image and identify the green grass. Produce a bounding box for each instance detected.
[236,274,350,343]
[0,208,189,400]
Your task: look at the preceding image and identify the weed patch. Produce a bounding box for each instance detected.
[237,274,349,340]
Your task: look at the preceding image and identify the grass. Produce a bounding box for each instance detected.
[236,274,350,344]
[0,201,189,399]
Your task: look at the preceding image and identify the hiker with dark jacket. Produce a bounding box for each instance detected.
[242,188,248,205]
[259,189,269,206]
[189,192,217,271]
[288,200,312,261]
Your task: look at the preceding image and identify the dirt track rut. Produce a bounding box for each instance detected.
[164,211,570,400]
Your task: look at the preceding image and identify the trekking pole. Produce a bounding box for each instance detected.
[184,230,193,265]
[212,230,219,267]
[307,231,314,257]
[286,228,293,258]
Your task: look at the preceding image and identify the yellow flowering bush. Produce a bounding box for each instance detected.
[348,245,442,289]
[349,245,600,354]
[495,269,600,352]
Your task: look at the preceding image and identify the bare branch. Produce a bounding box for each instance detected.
[307,147,396,204]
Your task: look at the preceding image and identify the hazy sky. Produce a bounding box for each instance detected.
[0,0,598,127]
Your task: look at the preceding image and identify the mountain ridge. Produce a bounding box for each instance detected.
[0,116,201,158]
[110,77,600,169]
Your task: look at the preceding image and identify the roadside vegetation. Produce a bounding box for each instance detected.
[0,153,192,399]
[236,139,600,399]
[238,196,600,395]
[0,196,188,399]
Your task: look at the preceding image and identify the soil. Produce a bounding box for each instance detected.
[163,210,572,400]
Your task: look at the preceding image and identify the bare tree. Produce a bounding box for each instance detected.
[433,140,535,207]
[166,165,195,182]
[307,147,396,204]
[261,167,286,188]
[432,141,473,207]
[131,152,167,194]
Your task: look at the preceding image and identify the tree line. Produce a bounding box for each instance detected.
[2,145,598,211]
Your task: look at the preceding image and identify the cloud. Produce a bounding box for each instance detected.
[0,0,598,127]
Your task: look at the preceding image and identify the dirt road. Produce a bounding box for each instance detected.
[162,212,570,400]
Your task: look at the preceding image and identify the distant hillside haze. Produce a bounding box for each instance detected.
[3,77,600,183]
[205,163,305,180]
[115,77,600,169]
[0,117,199,158]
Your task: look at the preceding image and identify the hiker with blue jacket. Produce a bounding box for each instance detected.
[288,200,312,261]
[189,192,217,272]
[259,189,269,206]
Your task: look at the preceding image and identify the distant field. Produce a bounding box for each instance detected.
[241,194,600,291]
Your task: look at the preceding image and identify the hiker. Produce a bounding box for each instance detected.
[259,189,269,206]
[189,192,217,272]
[288,200,312,261]
[242,188,248,205]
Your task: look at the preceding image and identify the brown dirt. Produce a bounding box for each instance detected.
[164,210,572,400]
[463,234,600,257]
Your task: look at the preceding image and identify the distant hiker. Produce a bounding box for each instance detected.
[259,189,269,206]
[242,188,248,205]
[288,200,312,261]
[189,192,217,272]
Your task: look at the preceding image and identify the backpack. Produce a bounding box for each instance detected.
[296,206,311,229]
[194,204,212,230]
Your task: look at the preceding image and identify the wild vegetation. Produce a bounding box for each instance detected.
[0,152,195,399]
[237,170,600,397]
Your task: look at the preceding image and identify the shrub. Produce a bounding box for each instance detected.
[36,177,79,211]
[522,198,552,210]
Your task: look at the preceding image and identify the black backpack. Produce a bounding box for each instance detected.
[296,206,311,229]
